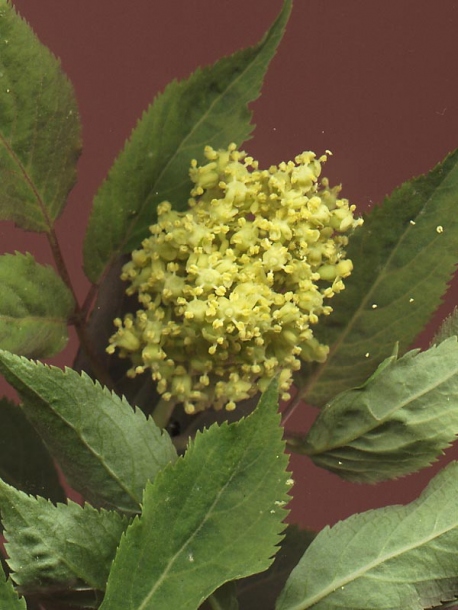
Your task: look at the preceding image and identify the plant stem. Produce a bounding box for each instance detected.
[284,432,313,454]
[207,593,225,610]
[46,228,114,389]
[81,282,98,318]
[281,390,303,426]
[152,397,176,429]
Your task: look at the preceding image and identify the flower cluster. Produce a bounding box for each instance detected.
[107,144,362,414]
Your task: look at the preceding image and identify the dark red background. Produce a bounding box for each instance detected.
[4,0,458,531]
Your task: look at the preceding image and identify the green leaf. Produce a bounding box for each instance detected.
[0,568,26,610]
[237,526,315,610]
[83,0,292,284]
[0,479,128,593]
[0,351,177,514]
[99,381,290,610]
[0,252,74,358]
[293,338,458,483]
[0,397,64,502]
[0,1,81,231]
[301,149,458,407]
[276,461,458,610]
[205,582,239,610]
[431,306,458,346]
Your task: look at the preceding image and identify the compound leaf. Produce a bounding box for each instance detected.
[83,0,292,283]
[99,381,290,610]
[0,252,74,358]
[0,479,128,592]
[0,0,81,231]
[292,338,458,483]
[301,149,458,407]
[276,461,458,610]
[0,350,177,514]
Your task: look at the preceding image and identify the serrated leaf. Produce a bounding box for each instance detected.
[293,338,458,483]
[301,149,458,407]
[99,381,290,610]
[0,568,26,610]
[0,252,74,358]
[0,479,128,592]
[0,1,81,231]
[276,461,458,610]
[0,397,64,502]
[431,307,458,346]
[83,0,292,283]
[236,526,315,610]
[0,351,177,513]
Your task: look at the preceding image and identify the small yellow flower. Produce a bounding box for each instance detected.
[108,145,362,413]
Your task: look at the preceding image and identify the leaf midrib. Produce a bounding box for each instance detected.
[322,350,458,451]
[137,429,273,609]
[306,161,458,402]
[100,34,270,284]
[291,504,457,610]
[14,378,141,511]
[0,131,53,232]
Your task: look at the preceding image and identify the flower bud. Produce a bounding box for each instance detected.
[108,144,362,412]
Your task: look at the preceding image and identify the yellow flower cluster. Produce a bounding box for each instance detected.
[107,144,362,414]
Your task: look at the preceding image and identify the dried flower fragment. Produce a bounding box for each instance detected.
[108,145,362,413]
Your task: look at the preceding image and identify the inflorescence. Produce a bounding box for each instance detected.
[107,144,362,414]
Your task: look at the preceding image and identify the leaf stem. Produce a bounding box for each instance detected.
[284,432,313,454]
[81,282,98,318]
[281,390,304,426]
[152,396,176,429]
[207,593,227,610]
[46,228,114,389]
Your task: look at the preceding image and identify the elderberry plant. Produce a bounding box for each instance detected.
[1,1,458,610]
[108,146,361,414]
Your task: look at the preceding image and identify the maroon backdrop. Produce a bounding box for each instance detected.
[4,0,458,531]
